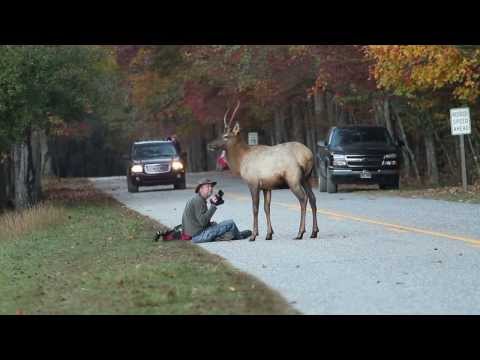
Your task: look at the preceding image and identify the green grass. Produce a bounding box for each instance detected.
[362,182,480,204]
[0,179,298,315]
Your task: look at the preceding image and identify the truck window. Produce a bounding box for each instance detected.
[331,128,393,146]
[132,143,177,160]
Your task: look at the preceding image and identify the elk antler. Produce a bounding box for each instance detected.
[223,107,231,129]
[228,101,241,129]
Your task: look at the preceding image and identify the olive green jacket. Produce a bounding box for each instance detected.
[182,194,217,236]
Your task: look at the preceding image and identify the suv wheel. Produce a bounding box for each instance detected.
[327,169,338,194]
[127,177,139,193]
[174,176,186,190]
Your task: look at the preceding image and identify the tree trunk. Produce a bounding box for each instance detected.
[313,91,329,140]
[434,130,457,178]
[273,107,287,144]
[30,129,43,203]
[11,127,44,209]
[391,103,421,182]
[374,100,382,126]
[0,153,13,210]
[12,142,30,209]
[383,98,395,138]
[424,115,439,186]
[303,100,318,177]
[187,126,209,172]
[291,102,304,143]
[305,100,316,153]
[326,91,335,126]
[467,134,480,180]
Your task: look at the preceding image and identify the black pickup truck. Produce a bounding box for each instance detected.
[316,126,404,193]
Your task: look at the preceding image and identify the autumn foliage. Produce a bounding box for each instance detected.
[366,45,480,103]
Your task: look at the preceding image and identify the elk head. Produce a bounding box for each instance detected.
[207,101,241,152]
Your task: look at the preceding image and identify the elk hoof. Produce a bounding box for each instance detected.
[249,237,256,242]
[265,235,273,241]
[310,232,318,239]
[294,232,305,240]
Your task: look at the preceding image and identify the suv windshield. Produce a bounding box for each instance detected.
[331,128,393,147]
[132,143,177,160]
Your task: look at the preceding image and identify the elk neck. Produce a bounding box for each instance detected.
[226,136,249,175]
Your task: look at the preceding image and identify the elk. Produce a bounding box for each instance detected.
[208,102,319,242]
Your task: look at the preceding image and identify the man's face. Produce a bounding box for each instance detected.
[199,184,213,199]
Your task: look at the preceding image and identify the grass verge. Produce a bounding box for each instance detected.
[0,178,298,315]
[358,181,480,204]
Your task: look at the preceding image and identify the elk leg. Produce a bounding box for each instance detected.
[263,189,274,240]
[249,185,260,242]
[302,179,319,239]
[289,182,307,240]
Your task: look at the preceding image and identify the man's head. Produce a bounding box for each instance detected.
[195,178,217,199]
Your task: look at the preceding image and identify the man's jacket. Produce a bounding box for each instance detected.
[182,194,217,237]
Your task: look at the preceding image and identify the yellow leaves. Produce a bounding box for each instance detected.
[366,45,480,103]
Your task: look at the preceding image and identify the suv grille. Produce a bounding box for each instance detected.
[346,155,383,169]
[144,163,171,174]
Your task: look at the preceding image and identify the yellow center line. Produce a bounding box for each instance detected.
[226,192,480,246]
[386,228,409,234]
[328,216,344,221]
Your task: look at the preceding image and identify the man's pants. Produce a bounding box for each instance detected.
[192,220,241,244]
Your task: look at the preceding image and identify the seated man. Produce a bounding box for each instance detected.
[182,178,252,244]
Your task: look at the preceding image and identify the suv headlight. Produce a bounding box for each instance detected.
[131,165,143,173]
[384,153,397,159]
[172,161,184,170]
[333,154,347,167]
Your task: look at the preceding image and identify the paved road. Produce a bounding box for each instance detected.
[91,172,480,314]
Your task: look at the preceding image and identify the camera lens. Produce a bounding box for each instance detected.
[218,190,224,197]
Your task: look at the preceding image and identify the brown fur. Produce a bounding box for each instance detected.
[208,115,319,241]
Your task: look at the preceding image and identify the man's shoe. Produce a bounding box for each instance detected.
[153,229,168,242]
[239,230,252,239]
[216,231,235,242]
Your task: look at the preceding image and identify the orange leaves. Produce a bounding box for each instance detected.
[366,45,480,103]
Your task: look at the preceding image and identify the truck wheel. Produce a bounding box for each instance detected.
[319,167,327,193]
[392,176,400,190]
[174,176,186,190]
[127,178,139,193]
[380,176,399,190]
[327,169,338,194]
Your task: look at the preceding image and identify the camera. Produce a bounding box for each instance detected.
[211,190,225,206]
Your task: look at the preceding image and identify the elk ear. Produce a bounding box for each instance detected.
[232,122,241,136]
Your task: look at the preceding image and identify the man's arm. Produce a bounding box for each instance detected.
[194,199,217,228]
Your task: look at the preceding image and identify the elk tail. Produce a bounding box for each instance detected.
[304,164,315,188]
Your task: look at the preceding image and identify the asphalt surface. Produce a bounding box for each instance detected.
[91,172,480,315]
